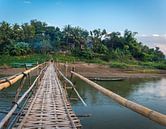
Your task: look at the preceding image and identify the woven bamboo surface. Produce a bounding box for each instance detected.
[13,63,81,129]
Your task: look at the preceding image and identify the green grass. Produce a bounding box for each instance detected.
[0,54,166,71]
[110,60,166,71]
[0,54,51,67]
[82,58,107,64]
[110,61,129,69]
[52,53,79,63]
[0,53,79,67]
[138,61,166,70]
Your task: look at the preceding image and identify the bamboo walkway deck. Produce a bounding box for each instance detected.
[13,63,81,129]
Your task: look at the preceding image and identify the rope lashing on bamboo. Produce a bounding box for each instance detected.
[71,71,166,126]
[0,63,45,91]
[4,78,12,87]
[0,74,19,83]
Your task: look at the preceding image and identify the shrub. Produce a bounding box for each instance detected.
[110,61,128,69]
[5,42,31,56]
[72,48,94,60]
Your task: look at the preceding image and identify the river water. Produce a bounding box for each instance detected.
[0,76,166,129]
[70,77,166,129]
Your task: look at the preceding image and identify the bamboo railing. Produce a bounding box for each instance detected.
[71,71,166,126]
[0,63,46,91]
[0,65,47,128]
[56,67,87,106]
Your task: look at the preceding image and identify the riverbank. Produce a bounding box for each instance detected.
[0,62,166,78]
[58,62,166,79]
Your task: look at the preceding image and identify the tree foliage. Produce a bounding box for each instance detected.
[5,42,31,56]
[0,20,165,62]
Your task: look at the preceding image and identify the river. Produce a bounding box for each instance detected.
[70,77,166,129]
[0,76,166,129]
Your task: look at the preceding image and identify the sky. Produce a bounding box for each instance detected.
[0,0,166,53]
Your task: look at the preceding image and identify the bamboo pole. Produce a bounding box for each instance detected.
[64,62,68,92]
[0,63,44,91]
[65,61,68,77]
[14,76,27,102]
[0,73,20,83]
[71,71,166,126]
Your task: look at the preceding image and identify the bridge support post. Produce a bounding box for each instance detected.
[56,59,59,69]
[14,74,27,102]
[64,62,68,93]
[25,64,31,86]
[70,67,75,80]
[37,63,41,87]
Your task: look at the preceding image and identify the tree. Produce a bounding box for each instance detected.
[62,25,89,51]
[21,23,35,43]
[105,32,123,49]
[90,29,107,53]
[0,21,12,52]
[11,24,23,41]
[45,26,62,51]
[0,20,165,63]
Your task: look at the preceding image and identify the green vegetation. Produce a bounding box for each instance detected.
[0,54,50,67]
[0,20,165,69]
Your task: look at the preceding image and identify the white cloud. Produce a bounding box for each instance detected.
[137,34,166,54]
[140,34,148,37]
[47,22,53,26]
[152,34,160,37]
[24,0,31,4]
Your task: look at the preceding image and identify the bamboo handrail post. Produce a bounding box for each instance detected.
[14,74,27,102]
[24,64,31,86]
[64,62,68,93]
[70,67,75,80]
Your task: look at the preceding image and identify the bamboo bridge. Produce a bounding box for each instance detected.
[0,62,166,128]
[0,62,82,129]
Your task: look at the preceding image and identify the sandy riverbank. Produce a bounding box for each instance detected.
[0,62,166,78]
[58,62,166,79]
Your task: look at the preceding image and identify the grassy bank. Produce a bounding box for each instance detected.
[0,54,78,67]
[0,54,50,67]
[0,54,166,71]
[110,61,166,70]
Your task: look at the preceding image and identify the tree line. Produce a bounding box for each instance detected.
[0,20,165,62]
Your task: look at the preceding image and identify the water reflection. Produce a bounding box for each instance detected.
[71,77,166,129]
[136,78,166,97]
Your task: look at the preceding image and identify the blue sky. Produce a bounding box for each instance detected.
[0,0,166,53]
